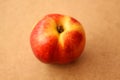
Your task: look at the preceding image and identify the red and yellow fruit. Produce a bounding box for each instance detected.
[30,14,86,64]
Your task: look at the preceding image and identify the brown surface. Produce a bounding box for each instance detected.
[0,0,120,80]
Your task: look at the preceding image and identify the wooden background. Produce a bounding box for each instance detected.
[0,0,120,80]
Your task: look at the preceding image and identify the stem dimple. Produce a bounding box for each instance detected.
[57,25,64,33]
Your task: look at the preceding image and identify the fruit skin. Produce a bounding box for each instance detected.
[30,14,86,64]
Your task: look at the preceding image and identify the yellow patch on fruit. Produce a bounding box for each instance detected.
[58,16,85,47]
[44,18,59,36]
[58,32,65,47]
[61,16,84,33]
